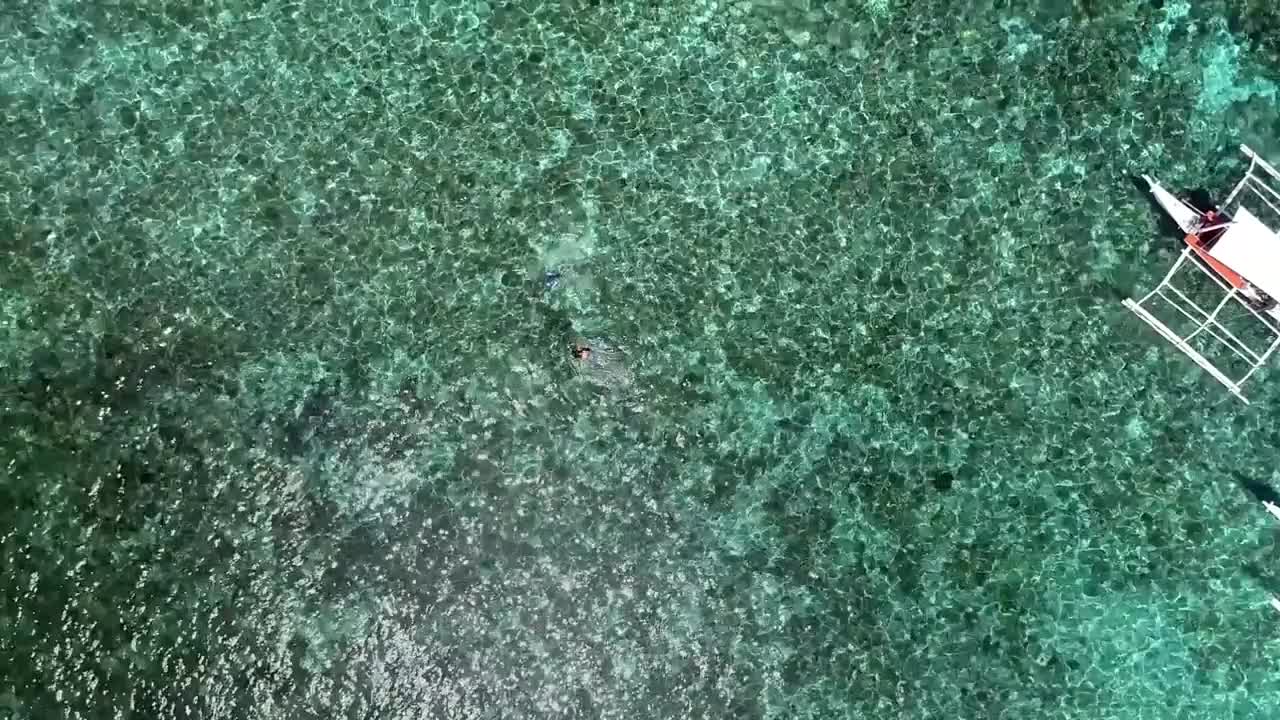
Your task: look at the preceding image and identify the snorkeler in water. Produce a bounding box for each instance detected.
[544,269,563,291]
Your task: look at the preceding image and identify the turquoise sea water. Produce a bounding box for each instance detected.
[4,1,1280,718]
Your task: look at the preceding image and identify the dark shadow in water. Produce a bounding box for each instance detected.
[1234,474,1280,592]
[1236,475,1280,508]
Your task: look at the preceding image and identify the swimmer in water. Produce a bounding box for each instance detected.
[568,337,632,387]
[544,270,562,292]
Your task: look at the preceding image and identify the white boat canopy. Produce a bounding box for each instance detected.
[1206,205,1280,301]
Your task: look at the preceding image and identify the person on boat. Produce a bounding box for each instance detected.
[571,343,591,363]
[1198,207,1230,245]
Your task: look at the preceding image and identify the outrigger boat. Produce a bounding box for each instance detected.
[1124,145,1280,405]
[1125,145,1280,614]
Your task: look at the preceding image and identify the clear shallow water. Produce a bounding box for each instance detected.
[3,1,1280,718]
